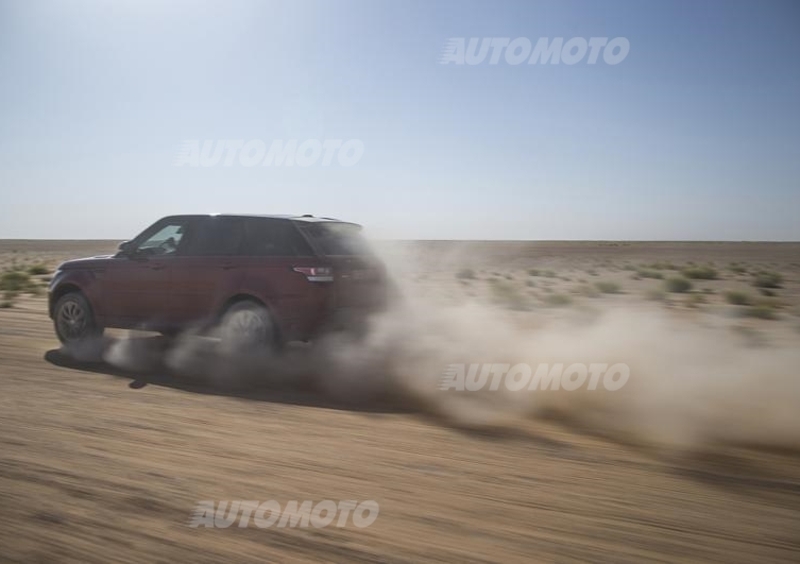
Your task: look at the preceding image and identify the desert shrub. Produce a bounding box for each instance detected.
[543,270,556,278]
[752,271,783,289]
[725,290,752,306]
[645,288,666,301]
[636,269,663,279]
[648,261,678,270]
[456,268,475,280]
[682,266,718,280]
[543,293,572,307]
[728,262,748,274]
[664,276,692,293]
[595,281,621,294]
[759,288,776,297]
[27,264,50,276]
[526,280,536,288]
[527,268,540,277]
[744,305,777,320]
[758,297,785,310]
[0,270,32,292]
[687,293,707,307]
[1,289,16,308]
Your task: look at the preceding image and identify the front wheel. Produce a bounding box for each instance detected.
[54,292,103,346]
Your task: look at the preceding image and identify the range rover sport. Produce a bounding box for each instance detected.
[48,214,388,350]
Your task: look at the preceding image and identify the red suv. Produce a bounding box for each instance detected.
[48,214,388,350]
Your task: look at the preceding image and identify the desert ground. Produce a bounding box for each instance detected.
[1,239,799,563]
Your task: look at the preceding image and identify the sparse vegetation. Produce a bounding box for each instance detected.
[682,265,718,280]
[645,288,666,301]
[729,262,748,274]
[743,304,778,320]
[725,290,752,306]
[687,293,707,307]
[489,280,531,311]
[543,293,572,307]
[648,261,678,270]
[27,264,50,276]
[636,269,664,279]
[752,271,783,289]
[594,281,621,294]
[0,269,43,305]
[0,270,32,292]
[576,284,600,298]
[664,276,692,293]
[527,268,540,277]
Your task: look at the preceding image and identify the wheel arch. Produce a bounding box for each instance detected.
[49,283,84,318]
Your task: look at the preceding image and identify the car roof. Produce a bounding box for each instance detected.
[161,214,358,225]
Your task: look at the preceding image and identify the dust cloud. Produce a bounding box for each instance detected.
[88,247,800,452]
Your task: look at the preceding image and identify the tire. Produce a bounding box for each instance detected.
[218,301,277,356]
[53,292,103,345]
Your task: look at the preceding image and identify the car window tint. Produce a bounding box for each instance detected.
[242,219,313,256]
[185,217,245,256]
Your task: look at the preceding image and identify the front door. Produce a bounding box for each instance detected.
[98,219,190,329]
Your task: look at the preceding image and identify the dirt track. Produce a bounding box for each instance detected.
[1,241,800,563]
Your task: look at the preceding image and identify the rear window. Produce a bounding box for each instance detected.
[297,222,370,256]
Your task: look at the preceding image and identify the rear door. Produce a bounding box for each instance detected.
[170,216,247,327]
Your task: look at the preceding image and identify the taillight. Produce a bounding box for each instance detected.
[292,266,334,282]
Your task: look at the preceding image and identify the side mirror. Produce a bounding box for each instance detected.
[117,241,134,256]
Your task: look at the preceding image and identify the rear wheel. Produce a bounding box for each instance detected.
[218,301,277,355]
[54,292,102,345]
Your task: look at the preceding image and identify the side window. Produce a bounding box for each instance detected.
[136,222,188,256]
[241,219,313,256]
[184,217,244,256]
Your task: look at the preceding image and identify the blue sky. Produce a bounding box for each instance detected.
[1,0,798,240]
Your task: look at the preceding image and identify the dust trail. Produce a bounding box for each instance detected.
[95,244,800,451]
[303,294,800,450]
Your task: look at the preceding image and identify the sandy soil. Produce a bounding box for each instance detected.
[1,240,799,563]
